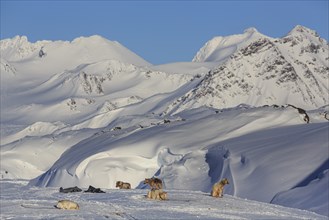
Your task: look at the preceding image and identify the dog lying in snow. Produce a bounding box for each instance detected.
[147,189,167,200]
[59,186,82,193]
[144,178,163,190]
[211,178,229,198]
[55,200,79,210]
[116,181,131,189]
[84,185,105,193]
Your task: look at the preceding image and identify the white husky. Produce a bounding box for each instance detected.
[55,200,79,210]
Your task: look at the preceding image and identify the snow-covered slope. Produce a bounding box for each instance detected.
[1,59,192,127]
[0,36,50,61]
[0,35,151,97]
[0,35,150,66]
[168,26,329,112]
[2,105,327,214]
[0,35,154,127]
[1,180,327,220]
[192,27,266,63]
[271,169,329,216]
[1,25,328,217]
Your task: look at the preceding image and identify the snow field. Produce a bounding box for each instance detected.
[0,180,327,220]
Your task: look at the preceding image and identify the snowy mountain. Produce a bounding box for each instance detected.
[1,25,328,217]
[169,25,329,112]
[0,35,150,67]
[0,36,50,61]
[192,27,266,63]
[0,35,151,97]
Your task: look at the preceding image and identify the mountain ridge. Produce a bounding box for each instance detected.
[192,27,267,63]
[0,34,150,69]
[164,26,329,112]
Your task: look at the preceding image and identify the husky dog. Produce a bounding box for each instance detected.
[211,178,229,198]
[144,178,163,190]
[147,189,167,200]
[55,200,79,210]
[84,185,105,193]
[59,186,82,193]
[116,181,131,189]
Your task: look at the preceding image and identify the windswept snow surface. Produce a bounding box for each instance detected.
[192,27,266,63]
[0,180,327,220]
[2,106,327,215]
[1,25,329,218]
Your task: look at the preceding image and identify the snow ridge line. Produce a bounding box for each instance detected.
[21,203,55,209]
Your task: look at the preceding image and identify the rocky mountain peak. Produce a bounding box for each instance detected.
[0,36,48,61]
[287,25,319,38]
[165,27,329,114]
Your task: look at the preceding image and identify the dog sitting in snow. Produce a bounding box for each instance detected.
[116,181,131,189]
[147,189,167,200]
[144,178,163,190]
[55,200,79,210]
[211,178,229,198]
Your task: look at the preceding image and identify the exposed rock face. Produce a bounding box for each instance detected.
[165,26,328,114]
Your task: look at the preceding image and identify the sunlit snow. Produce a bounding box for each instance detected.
[1,25,328,218]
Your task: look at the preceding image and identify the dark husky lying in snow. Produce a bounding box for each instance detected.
[59,186,82,193]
